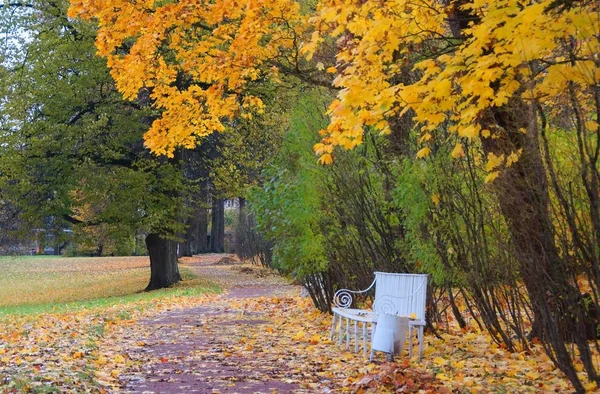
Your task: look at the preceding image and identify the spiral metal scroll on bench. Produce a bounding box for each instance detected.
[333,290,354,308]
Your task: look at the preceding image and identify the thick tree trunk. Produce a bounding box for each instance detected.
[209,198,225,253]
[145,233,181,291]
[441,3,597,389]
[483,102,594,392]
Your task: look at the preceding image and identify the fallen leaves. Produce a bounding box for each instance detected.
[0,255,591,393]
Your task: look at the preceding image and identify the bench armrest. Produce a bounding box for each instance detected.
[333,278,377,308]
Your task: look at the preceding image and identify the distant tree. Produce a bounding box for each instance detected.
[0,0,187,289]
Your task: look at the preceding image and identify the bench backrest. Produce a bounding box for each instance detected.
[373,272,428,321]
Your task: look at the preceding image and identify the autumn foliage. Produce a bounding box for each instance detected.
[61,0,600,392]
[68,0,306,157]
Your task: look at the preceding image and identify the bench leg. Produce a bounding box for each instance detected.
[338,317,344,347]
[345,318,350,350]
[354,320,359,353]
[418,325,424,361]
[408,324,414,359]
[369,322,376,361]
[330,313,337,341]
[362,323,367,357]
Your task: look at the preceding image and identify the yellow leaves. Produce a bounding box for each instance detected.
[416,147,431,159]
[433,356,447,367]
[585,120,598,132]
[485,171,500,184]
[71,0,307,157]
[506,150,522,167]
[458,125,479,139]
[451,143,465,159]
[434,79,453,97]
[486,152,505,172]
[431,194,440,205]
[419,133,432,144]
[72,351,84,359]
[525,371,541,380]
[452,360,466,369]
[292,330,306,341]
[113,354,126,364]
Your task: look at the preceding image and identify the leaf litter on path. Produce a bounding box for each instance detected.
[0,254,583,393]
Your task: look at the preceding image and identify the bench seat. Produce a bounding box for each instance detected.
[330,272,428,360]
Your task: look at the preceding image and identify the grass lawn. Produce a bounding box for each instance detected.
[0,255,220,315]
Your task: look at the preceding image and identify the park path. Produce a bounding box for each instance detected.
[115,254,317,394]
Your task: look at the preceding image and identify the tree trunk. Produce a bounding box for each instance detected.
[235,197,248,257]
[145,233,181,291]
[197,181,210,253]
[180,208,199,256]
[209,198,225,253]
[483,101,593,392]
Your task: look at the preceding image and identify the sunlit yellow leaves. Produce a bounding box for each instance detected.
[434,79,452,97]
[292,330,306,341]
[451,143,465,159]
[419,133,432,144]
[485,171,500,183]
[506,150,522,168]
[458,125,479,139]
[113,354,126,364]
[319,153,333,165]
[416,147,431,159]
[310,0,599,176]
[72,351,84,359]
[585,121,598,132]
[523,370,541,381]
[70,0,306,157]
[486,152,505,172]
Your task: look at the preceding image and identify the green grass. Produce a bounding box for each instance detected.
[0,255,220,316]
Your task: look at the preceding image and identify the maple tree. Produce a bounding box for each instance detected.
[307,1,600,391]
[67,0,308,157]
[0,0,192,290]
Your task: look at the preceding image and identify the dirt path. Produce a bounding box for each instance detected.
[117,254,311,394]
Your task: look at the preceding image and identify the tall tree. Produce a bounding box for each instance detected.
[307,0,600,390]
[0,0,186,289]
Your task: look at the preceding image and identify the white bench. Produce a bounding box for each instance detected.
[330,272,428,360]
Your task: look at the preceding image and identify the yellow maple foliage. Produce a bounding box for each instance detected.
[306,0,599,176]
[68,0,306,157]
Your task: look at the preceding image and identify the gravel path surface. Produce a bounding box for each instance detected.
[120,254,308,394]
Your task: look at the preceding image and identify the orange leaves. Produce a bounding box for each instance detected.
[69,0,306,157]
